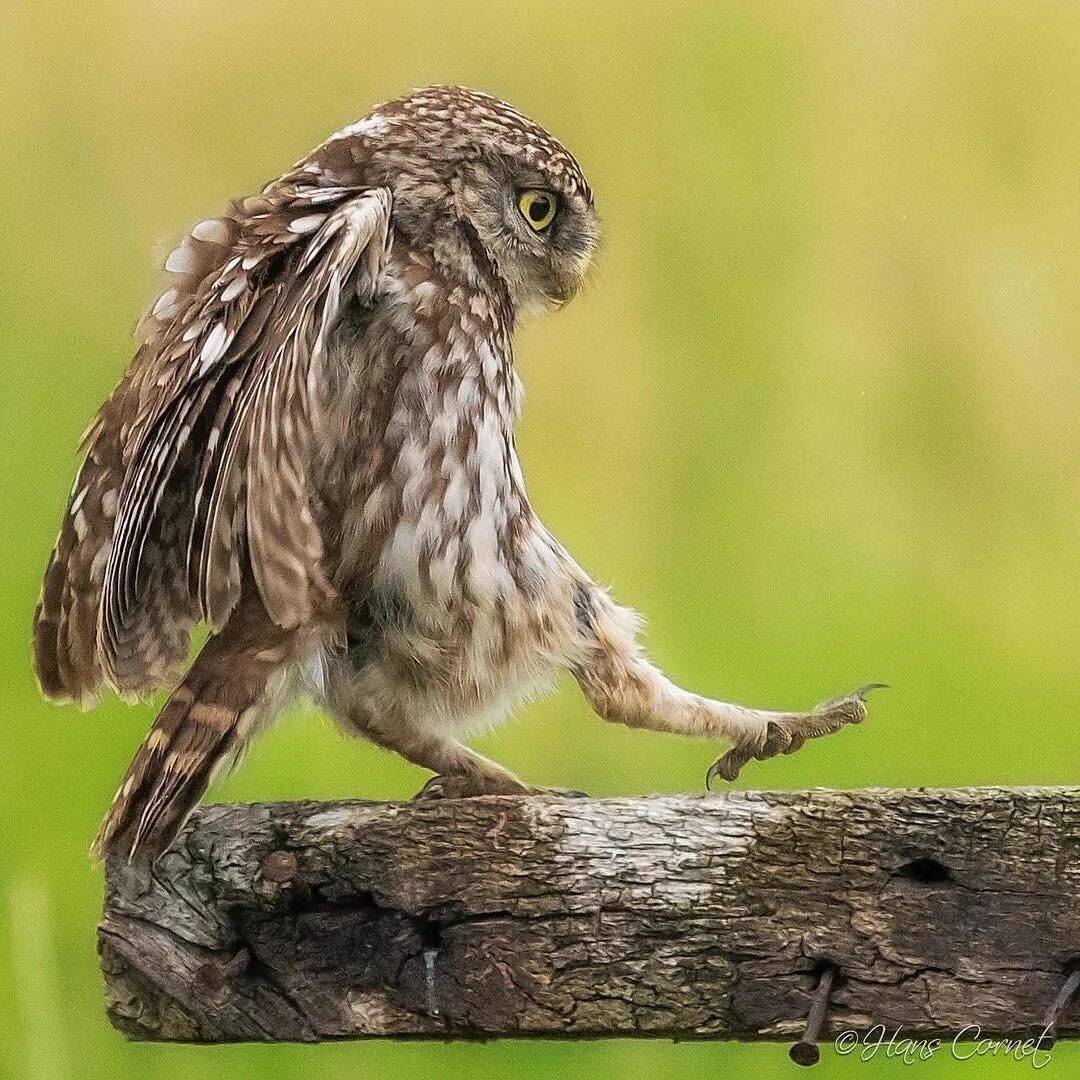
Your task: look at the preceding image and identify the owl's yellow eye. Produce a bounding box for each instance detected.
[518,190,557,232]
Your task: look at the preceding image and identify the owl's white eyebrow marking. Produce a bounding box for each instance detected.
[327,115,390,142]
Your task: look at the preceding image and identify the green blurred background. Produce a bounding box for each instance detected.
[5,0,1080,1076]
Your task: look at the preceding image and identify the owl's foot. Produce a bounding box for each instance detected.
[413,775,589,800]
[705,683,887,787]
[413,771,531,800]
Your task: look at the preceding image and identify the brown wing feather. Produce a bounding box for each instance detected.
[34,399,127,703]
[33,175,392,701]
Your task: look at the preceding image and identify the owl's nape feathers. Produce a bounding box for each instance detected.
[35,85,873,867]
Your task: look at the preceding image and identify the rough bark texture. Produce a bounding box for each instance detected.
[99,787,1080,1043]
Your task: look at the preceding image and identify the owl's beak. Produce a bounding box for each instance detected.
[548,261,589,308]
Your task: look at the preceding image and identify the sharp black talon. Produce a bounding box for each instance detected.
[706,749,747,790]
[852,682,890,699]
[816,682,889,711]
[705,762,719,791]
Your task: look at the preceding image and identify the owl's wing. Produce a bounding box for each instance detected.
[33,180,392,701]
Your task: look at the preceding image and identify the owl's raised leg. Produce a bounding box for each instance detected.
[568,582,881,785]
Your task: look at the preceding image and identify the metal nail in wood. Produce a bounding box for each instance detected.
[789,964,837,1066]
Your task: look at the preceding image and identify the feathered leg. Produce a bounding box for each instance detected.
[569,582,881,785]
[325,692,531,797]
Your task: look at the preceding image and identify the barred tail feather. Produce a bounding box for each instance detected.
[90,589,309,864]
[91,682,248,865]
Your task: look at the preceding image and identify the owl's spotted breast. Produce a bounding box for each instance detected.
[317,245,568,714]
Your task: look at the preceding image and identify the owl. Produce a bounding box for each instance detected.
[32,86,877,864]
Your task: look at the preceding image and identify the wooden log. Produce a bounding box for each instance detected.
[98,787,1080,1044]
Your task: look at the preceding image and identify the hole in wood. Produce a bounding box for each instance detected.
[895,857,952,884]
[414,916,443,952]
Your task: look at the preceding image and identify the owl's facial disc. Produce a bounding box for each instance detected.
[453,159,599,314]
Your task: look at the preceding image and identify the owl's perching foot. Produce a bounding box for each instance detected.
[413,774,589,801]
[705,683,888,788]
[413,772,530,800]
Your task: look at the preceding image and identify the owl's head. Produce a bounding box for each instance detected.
[321,86,600,315]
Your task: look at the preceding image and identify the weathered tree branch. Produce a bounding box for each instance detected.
[99,788,1080,1044]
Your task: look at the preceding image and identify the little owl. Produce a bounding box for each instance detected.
[32,86,877,864]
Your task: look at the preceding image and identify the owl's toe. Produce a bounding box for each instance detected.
[705,683,886,788]
[412,771,531,801]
